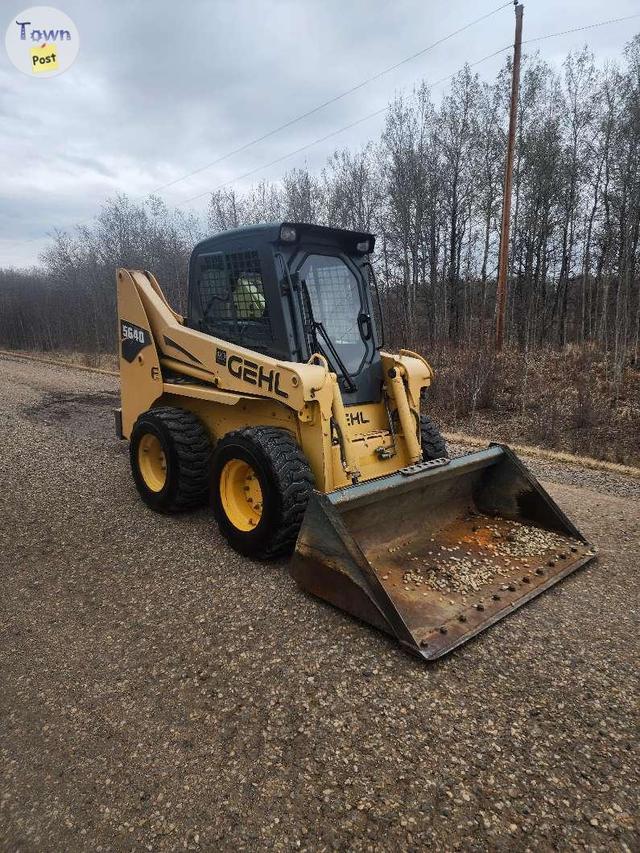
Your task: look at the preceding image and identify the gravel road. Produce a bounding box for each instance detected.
[1,355,638,852]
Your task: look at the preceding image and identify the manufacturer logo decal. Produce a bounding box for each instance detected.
[345,410,370,427]
[227,355,288,398]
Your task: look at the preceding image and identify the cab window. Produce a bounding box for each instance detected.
[196,249,271,347]
[298,253,367,374]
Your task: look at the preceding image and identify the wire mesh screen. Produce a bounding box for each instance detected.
[197,249,272,346]
[199,252,233,321]
[228,251,268,323]
[304,257,360,344]
[300,254,367,374]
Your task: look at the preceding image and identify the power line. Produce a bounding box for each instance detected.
[6,9,640,255]
[180,44,512,205]
[153,1,513,195]
[522,12,640,46]
[180,10,640,207]
[2,1,514,257]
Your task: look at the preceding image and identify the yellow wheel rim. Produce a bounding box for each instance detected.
[138,433,167,492]
[219,459,263,532]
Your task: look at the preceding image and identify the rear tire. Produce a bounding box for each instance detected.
[211,427,314,559]
[130,406,211,512]
[420,414,448,460]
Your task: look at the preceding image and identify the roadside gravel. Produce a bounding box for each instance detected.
[1,355,638,851]
[448,443,640,501]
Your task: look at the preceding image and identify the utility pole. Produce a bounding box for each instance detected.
[495,0,523,351]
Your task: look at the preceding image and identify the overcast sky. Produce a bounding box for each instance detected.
[1,0,638,267]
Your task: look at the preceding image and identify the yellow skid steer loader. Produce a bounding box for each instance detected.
[115,222,594,660]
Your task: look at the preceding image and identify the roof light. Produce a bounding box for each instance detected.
[356,239,371,253]
[280,225,297,242]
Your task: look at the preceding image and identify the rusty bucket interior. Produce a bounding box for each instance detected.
[290,445,595,660]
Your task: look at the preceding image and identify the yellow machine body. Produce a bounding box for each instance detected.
[117,266,594,662]
[117,268,432,493]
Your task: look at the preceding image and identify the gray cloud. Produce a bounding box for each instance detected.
[1,0,638,266]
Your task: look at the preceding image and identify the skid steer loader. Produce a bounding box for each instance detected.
[116,222,594,660]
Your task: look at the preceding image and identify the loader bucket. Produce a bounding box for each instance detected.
[291,445,595,660]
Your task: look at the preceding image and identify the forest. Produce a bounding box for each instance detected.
[1,36,639,462]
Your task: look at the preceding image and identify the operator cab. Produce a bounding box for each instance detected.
[187,222,384,404]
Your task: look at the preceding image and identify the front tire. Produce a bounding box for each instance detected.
[420,414,448,460]
[130,406,211,512]
[211,427,314,559]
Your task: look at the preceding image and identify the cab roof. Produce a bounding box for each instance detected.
[191,222,376,258]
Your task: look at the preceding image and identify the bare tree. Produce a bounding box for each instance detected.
[1,36,639,366]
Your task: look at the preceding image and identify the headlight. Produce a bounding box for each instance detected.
[356,239,371,253]
[280,225,297,242]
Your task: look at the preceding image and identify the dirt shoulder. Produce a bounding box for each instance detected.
[1,355,638,851]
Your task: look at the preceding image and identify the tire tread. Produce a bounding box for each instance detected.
[419,414,448,461]
[132,406,211,511]
[217,426,314,558]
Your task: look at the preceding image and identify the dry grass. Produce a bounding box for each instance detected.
[0,349,118,375]
[3,344,639,468]
[428,344,640,467]
[444,431,640,479]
